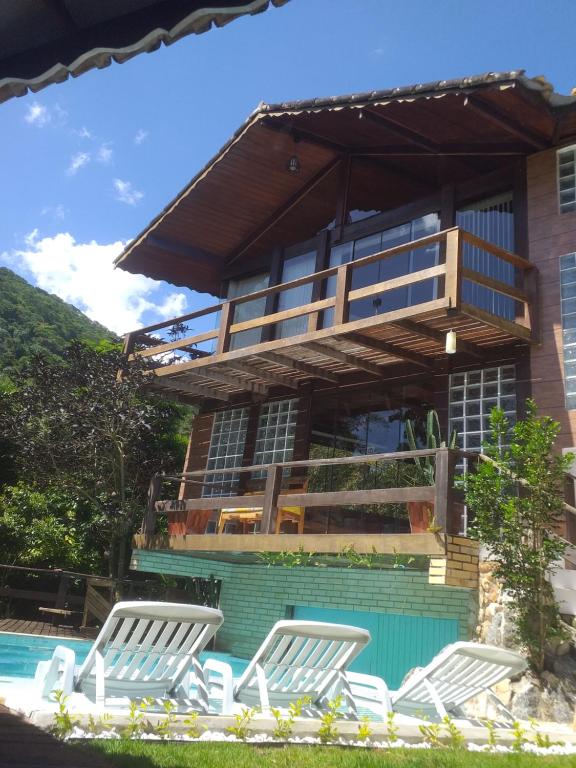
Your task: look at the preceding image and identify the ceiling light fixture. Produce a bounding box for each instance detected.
[287,155,301,174]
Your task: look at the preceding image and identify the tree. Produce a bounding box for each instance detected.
[465,400,571,672]
[0,341,190,579]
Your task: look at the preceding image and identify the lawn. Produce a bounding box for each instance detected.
[87,741,576,768]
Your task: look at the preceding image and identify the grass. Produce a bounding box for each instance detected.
[86,741,576,768]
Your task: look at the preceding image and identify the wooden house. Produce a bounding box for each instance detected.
[117,71,576,677]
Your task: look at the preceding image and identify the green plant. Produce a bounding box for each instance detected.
[226,707,259,741]
[338,544,380,569]
[529,718,563,748]
[317,695,342,744]
[418,721,443,748]
[465,401,571,672]
[50,689,80,740]
[392,551,415,570]
[122,697,154,739]
[406,409,457,486]
[442,716,465,749]
[481,718,498,750]
[357,716,373,742]
[183,710,204,739]
[270,696,312,740]
[511,720,527,752]
[155,699,177,739]
[257,547,316,567]
[87,712,113,736]
[385,710,399,744]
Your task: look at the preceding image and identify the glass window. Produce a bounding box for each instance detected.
[253,399,299,468]
[203,408,249,496]
[448,366,517,458]
[228,273,269,351]
[558,145,576,214]
[560,253,576,409]
[276,250,317,339]
[456,192,516,320]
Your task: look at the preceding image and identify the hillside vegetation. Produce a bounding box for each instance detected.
[0,267,116,374]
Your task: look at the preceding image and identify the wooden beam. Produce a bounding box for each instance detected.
[305,341,384,377]
[147,235,220,268]
[465,96,548,150]
[133,532,447,556]
[256,351,340,383]
[227,156,342,266]
[221,361,299,390]
[151,376,230,401]
[354,143,527,157]
[393,319,484,358]
[261,117,348,154]
[188,368,269,396]
[361,107,439,153]
[345,332,433,370]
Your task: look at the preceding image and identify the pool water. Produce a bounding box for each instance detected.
[0,631,249,680]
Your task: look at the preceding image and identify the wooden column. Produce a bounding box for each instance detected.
[261,464,283,534]
[444,229,462,311]
[142,474,162,534]
[216,301,233,355]
[433,448,458,533]
[333,263,351,326]
[307,231,330,332]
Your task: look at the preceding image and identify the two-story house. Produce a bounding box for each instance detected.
[115,70,576,685]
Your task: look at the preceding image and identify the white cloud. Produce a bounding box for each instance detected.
[67,152,91,175]
[25,102,50,127]
[1,231,188,335]
[41,204,67,220]
[97,144,113,164]
[113,178,143,206]
[134,129,148,145]
[75,126,93,139]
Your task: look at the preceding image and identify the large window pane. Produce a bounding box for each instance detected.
[276,251,316,339]
[228,273,269,351]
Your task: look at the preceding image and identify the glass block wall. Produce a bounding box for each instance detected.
[203,407,250,496]
[253,399,299,467]
[560,252,576,409]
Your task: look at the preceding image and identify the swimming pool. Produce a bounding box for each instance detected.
[0,631,249,680]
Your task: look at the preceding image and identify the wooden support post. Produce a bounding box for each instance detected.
[216,301,233,355]
[523,266,540,343]
[433,448,458,533]
[261,465,283,534]
[143,474,162,534]
[333,263,351,326]
[55,574,71,609]
[444,229,462,310]
[308,230,329,332]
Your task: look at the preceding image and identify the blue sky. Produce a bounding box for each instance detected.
[0,0,574,335]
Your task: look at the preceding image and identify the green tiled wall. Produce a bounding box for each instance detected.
[131,550,477,663]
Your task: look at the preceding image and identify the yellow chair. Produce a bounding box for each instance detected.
[217,489,305,534]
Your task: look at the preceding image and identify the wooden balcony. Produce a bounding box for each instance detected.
[134,448,471,558]
[124,227,538,403]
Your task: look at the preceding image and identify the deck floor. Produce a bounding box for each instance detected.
[0,618,98,639]
[0,704,110,768]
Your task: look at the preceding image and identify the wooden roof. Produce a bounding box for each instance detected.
[116,70,576,295]
[0,0,288,104]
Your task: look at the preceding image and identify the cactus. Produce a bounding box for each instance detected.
[405,409,457,486]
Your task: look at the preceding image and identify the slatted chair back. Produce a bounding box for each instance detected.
[75,601,223,705]
[392,641,527,718]
[234,620,370,713]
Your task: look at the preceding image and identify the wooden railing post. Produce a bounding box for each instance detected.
[434,448,458,533]
[333,263,351,326]
[261,464,283,534]
[445,229,462,310]
[216,301,233,355]
[523,265,540,343]
[142,474,162,534]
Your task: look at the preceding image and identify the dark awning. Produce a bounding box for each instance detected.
[0,0,289,104]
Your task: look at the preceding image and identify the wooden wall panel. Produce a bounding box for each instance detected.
[179,411,215,500]
[527,148,576,450]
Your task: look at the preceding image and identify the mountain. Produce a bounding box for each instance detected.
[0,267,117,375]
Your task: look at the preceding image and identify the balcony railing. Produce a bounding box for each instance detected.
[134,448,482,555]
[122,228,538,401]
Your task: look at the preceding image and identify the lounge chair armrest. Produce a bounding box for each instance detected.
[203,658,234,715]
[37,645,76,699]
[345,671,391,719]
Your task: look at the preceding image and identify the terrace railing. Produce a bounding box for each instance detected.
[123,227,537,372]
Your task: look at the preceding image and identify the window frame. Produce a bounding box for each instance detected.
[558,144,576,215]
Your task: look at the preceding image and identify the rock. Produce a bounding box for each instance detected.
[511,676,543,720]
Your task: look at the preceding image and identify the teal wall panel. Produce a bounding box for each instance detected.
[293,605,459,689]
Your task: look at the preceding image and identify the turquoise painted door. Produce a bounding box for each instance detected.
[292,605,459,689]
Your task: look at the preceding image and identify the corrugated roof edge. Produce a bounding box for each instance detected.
[114,69,576,273]
[0,0,289,105]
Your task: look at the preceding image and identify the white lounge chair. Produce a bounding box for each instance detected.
[35,601,224,710]
[212,619,373,717]
[390,641,527,721]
